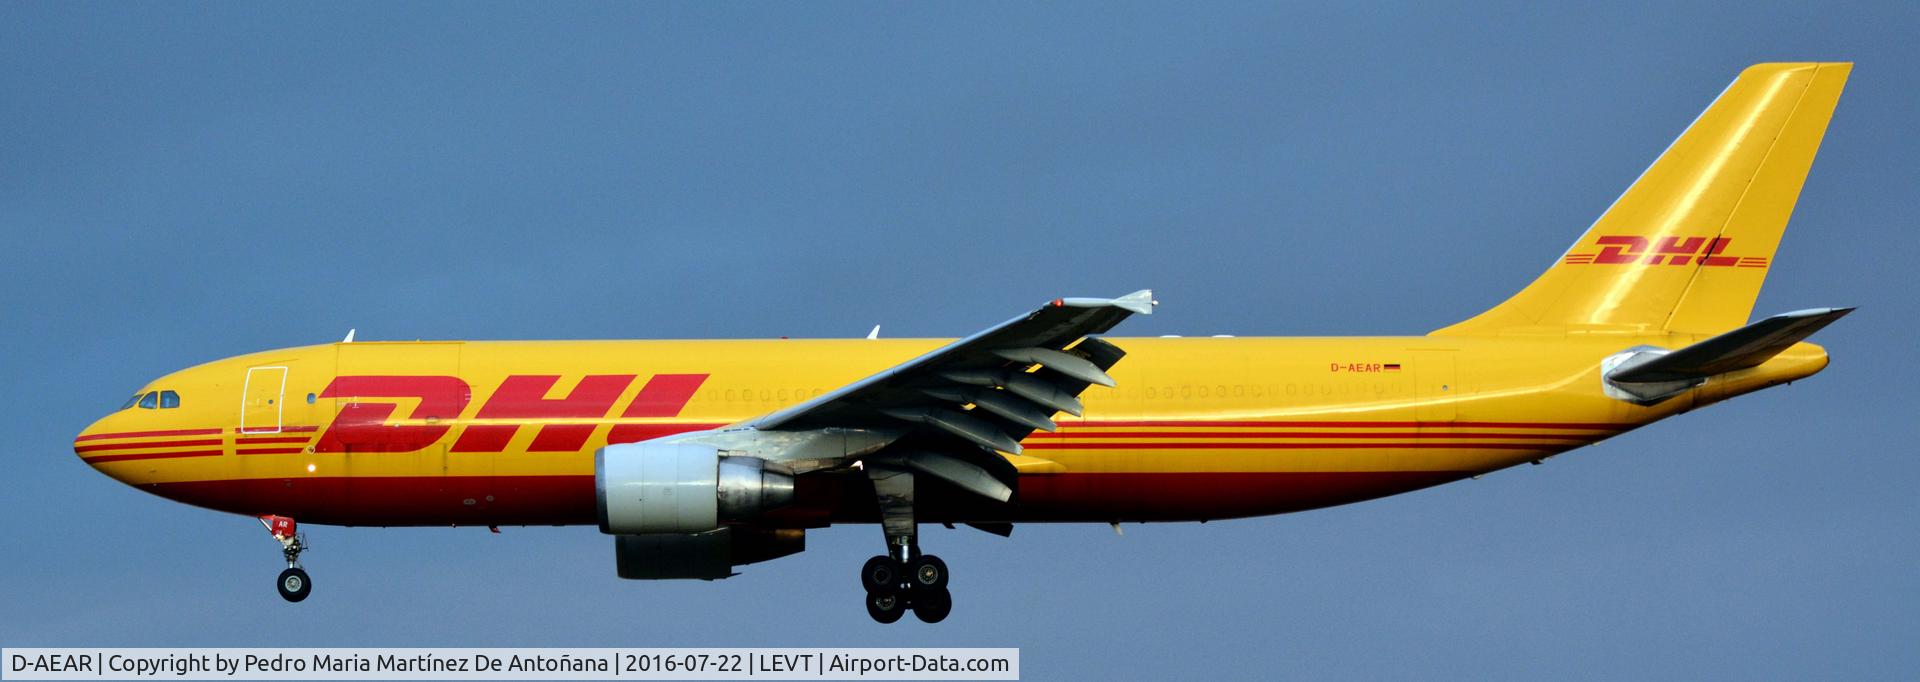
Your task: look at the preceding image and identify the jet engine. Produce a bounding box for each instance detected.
[595,441,796,534]
[595,441,803,580]
[613,527,806,580]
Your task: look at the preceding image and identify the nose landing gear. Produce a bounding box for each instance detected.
[260,515,311,603]
[277,567,311,603]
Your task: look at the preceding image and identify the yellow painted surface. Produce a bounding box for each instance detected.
[1435,63,1850,336]
[76,334,1829,485]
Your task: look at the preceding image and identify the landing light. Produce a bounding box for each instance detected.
[306,464,316,473]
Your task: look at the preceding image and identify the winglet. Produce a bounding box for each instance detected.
[1060,289,1156,315]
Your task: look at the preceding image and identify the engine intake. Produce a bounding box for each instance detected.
[595,441,796,534]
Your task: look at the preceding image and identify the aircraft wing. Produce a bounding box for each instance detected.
[736,290,1153,501]
[750,289,1154,434]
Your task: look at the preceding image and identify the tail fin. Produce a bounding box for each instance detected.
[1434,62,1851,337]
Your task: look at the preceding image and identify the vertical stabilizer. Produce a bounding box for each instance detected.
[1434,62,1851,336]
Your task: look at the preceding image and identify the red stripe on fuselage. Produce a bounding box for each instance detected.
[991,470,1472,521]
[235,436,312,445]
[1063,420,1627,430]
[76,428,224,442]
[145,475,597,526]
[74,438,223,453]
[85,450,224,464]
[236,447,305,455]
[139,470,1474,526]
[1028,430,1592,440]
[1024,441,1561,450]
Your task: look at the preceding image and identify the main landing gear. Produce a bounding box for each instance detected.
[260,515,311,603]
[862,465,953,624]
[861,550,952,624]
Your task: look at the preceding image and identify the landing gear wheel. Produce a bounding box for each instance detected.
[861,555,900,593]
[911,588,953,624]
[910,555,949,590]
[866,590,906,624]
[276,567,311,603]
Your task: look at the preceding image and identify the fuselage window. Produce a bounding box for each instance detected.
[138,392,158,409]
[119,394,143,410]
[160,390,181,409]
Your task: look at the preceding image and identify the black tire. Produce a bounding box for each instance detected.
[866,590,906,624]
[276,567,311,603]
[861,555,899,593]
[912,588,952,624]
[911,555,949,590]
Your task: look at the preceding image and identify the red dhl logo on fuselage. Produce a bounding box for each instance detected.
[1561,235,1768,268]
[312,373,709,454]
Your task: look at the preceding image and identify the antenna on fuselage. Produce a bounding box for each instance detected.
[341,328,356,343]
[866,325,881,340]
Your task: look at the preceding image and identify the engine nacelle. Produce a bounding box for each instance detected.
[595,441,796,534]
[613,527,806,580]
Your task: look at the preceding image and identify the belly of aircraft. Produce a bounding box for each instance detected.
[125,462,1490,527]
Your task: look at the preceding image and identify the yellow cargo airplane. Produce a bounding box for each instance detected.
[76,63,1853,623]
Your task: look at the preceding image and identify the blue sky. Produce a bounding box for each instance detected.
[3,2,1917,679]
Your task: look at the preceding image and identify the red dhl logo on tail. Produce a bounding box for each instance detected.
[1562,236,1768,268]
[312,374,709,454]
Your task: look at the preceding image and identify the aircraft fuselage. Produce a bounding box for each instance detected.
[75,335,1827,527]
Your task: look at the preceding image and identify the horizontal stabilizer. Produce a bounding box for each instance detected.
[1608,307,1853,383]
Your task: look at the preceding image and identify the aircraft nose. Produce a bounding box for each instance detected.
[74,416,110,466]
[73,411,144,476]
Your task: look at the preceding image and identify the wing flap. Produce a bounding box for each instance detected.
[994,347,1117,387]
[871,450,1014,503]
[882,407,1024,455]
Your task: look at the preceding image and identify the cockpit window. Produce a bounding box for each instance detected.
[119,394,143,410]
[159,390,181,409]
[137,392,158,409]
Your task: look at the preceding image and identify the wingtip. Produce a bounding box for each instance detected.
[1115,288,1156,315]
[1057,288,1157,315]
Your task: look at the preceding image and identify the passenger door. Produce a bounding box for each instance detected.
[240,366,288,434]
